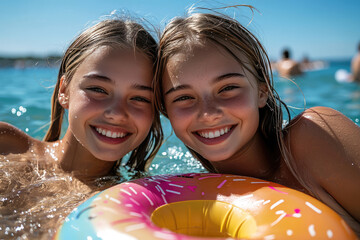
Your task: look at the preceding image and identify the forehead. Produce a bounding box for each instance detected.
[164,42,255,86]
[75,46,153,84]
[83,46,151,70]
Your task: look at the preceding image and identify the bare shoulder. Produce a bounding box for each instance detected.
[0,122,39,155]
[286,107,360,221]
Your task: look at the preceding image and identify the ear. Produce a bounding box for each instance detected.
[58,76,69,109]
[258,83,269,108]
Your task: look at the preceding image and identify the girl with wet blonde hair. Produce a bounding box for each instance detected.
[154,9,360,235]
[1,17,163,182]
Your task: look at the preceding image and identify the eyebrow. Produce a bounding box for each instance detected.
[83,73,153,91]
[83,73,112,82]
[164,72,245,95]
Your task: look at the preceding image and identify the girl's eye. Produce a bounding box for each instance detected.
[173,96,193,102]
[131,96,151,103]
[219,85,240,93]
[86,87,107,94]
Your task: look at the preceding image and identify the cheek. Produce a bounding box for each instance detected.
[130,107,154,132]
[223,91,258,112]
[167,107,194,130]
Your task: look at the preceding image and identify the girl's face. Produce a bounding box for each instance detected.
[162,43,268,162]
[60,46,154,161]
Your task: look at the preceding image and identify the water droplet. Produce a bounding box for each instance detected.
[19,106,27,113]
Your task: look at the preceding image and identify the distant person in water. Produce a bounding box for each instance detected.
[276,48,303,78]
[351,42,360,82]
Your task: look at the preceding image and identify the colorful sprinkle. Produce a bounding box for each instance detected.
[165,189,181,195]
[168,183,184,188]
[120,189,132,196]
[154,231,177,240]
[142,192,154,206]
[129,187,137,194]
[217,180,227,189]
[308,224,316,237]
[156,185,165,195]
[129,198,140,206]
[161,194,167,204]
[305,202,322,214]
[270,199,284,210]
[187,185,197,192]
[130,212,142,217]
[271,212,286,226]
[327,229,333,238]
[264,234,275,240]
[198,175,221,180]
[232,178,246,181]
[124,223,146,232]
[109,197,121,204]
[269,186,288,194]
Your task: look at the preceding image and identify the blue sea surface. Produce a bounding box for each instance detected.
[1,61,360,175]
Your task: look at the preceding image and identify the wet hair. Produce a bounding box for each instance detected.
[154,10,291,174]
[44,18,163,172]
[282,49,290,59]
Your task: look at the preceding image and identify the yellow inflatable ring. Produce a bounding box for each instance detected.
[55,173,357,239]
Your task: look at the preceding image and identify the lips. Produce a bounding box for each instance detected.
[91,126,131,144]
[193,125,236,145]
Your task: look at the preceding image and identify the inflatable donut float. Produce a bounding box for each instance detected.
[55,173,357,239]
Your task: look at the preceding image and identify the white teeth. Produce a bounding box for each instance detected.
[106,131,112,137]
[198,127,230,139]
[95,127,126,139]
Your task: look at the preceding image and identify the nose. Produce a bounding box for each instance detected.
[197,96,223,123]
[103,98,129,122]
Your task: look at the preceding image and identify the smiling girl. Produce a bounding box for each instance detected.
[154,11,360,235]
[0,18,163,185]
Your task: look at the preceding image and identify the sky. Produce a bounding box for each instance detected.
[1,0,360,61]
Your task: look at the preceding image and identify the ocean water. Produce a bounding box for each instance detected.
[1,60,359,238]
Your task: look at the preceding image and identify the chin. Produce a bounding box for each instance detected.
[94,154,123,162]
[200,152,232,162]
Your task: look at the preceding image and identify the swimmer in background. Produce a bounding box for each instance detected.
[276,48,303,78]
[351,42,360,82]
[0,18,163,187]
[154,9,360,235]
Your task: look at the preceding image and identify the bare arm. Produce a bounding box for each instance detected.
[288,107,360,222]
[0,122,32,155]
